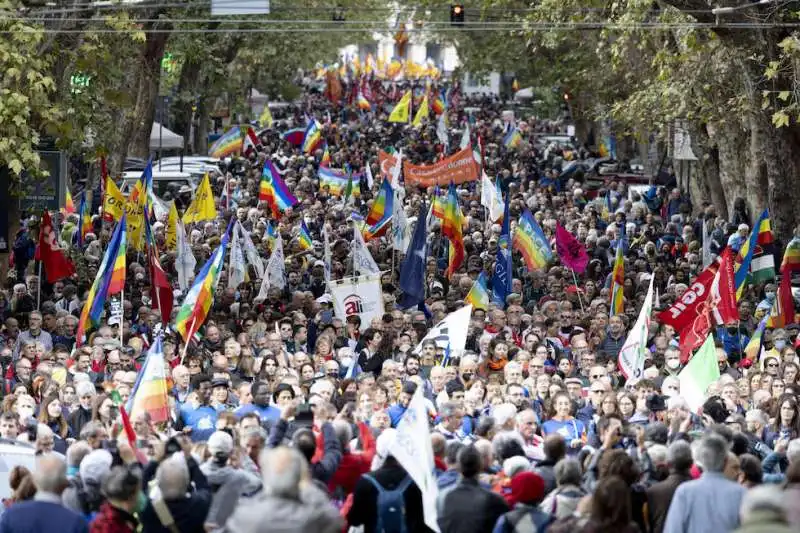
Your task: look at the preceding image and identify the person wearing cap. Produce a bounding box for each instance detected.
[491,471,553,533]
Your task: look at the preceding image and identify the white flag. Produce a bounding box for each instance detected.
[390,388,440,533]
[392,189,411,253]
[175,221,196,292]
[228,224,246,289]
[460,123,470,150]
[322,225,332,284]
[436,113,449,148]
[256,234,285,301]
[414,304,472,356]
[237,221,264,278]
[390,149,403,190]
[365,162,375,190]
[702,219,712,269]
[352,227,380,275]
[480,171,503,222]
[618,275,655,380]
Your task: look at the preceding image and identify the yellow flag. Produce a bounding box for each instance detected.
[166,200,178,250]
[412,95,429,128]
[259,105,273,128]
[388,91,412,123]
[103,177,125,222]
[126,181,147,251]
[182,174,217,224]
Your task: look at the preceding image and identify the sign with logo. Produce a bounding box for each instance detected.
[330,274,384,332]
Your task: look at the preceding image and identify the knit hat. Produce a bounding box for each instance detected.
[508,471,545,506]
[207,431,234,456]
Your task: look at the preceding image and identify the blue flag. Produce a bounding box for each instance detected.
[399,201,428,309]
[492,191,512,307]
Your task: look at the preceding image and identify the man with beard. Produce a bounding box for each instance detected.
[13,310,52,360]
[404,354,421,378]
[203,325,223,353]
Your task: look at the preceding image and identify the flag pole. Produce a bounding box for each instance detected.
[570,268,586,314]
[119,288,124,347]
[36,262,42,311]
[180,315,197,365]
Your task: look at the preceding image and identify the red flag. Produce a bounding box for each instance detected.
[555,223,589,273]
[657,260,719,333]
[768,271,795,328]
[678,305,713,364]
[711,247,739,326]
[36,211,75,283]
[148,246,173,325]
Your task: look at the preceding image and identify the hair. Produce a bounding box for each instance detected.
[666,440,694,472]
[590,476,633,532]
[694,434,730,473]
[492,432,526,462]
[597,449,639,486]
[32,454,68,494]
[738,453,763,485]
[445,440,464,467]
[190,373,212,391]
[259,446,305,499]
[554,457,583,487]
[548,391,575,418]
[66,441,92,468]
[292,428,317,463]
[8,465,35,502]
[543,434,567,462]
[37,395,68,438]
[739,485,787,523]
[102,466,142,502]
[156,454,190,500]
[457,445,483,478]
[79,421,105,442]
[91,394,111,422]
[771,393,800,438]
[332,419,353,450]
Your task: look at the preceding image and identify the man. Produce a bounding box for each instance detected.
[171,365,191,405]
[438,445,509,533]
[663,434,747,533]
[598,314,626,358]
[227,446,342,533]
[67,381,95,436]
[388,381,417,427]
[0,411,18,439]
[0,454,88,533]
[534,435,566,495]
[647,440,694,533]
[13,311,53,360]
[348,429,433,533]
[179,374,217,442]
[734,485,795,533]
[234,381,280,427]
[434,402,465,442]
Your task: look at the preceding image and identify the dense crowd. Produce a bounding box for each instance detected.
[0,86,798,533]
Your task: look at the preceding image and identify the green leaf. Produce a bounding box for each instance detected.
[772,110,790,128]
[778,91,791,102]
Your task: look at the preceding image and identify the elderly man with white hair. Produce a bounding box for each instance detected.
[0,454,88,532]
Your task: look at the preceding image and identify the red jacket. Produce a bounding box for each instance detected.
[328,422,376,496]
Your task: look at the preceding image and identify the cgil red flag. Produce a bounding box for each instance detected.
[555,223,589,273]
[657,260,719,333]
[711,247,739,326]
[36,210,75,283]
[148,245,173,325]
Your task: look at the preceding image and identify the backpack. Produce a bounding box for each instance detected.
[362,474,412,533]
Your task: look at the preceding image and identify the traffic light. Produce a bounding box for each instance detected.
[450,4,465,26]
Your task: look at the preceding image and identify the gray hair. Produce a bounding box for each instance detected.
[259,446,305,499]
[693,434,729,473]
[439,401,461,420]
[554,458,582,486]
[648,444,669,466]
[102,466,142,502]
[33,454,67,494]
[745,409,768,427]
[740,485,787,522]
[66,441,92,468]
[667,440,694,472]
[503,456,529,478]
[332,419,353,449]
[491,430,525,460]
[788,439,800,464]
[80,421,105,441]
[156,454,190,500]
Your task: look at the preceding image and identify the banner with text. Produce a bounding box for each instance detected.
[403,146,479,187]
[330,274,384,332]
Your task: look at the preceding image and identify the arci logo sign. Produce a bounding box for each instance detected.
[330,274,385,332]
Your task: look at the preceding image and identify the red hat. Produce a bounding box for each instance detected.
[508,471,545,506]
[565,285,585,294]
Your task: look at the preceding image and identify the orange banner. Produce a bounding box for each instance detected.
[402,147,480,187]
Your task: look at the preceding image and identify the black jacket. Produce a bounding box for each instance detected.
[348,459,434,533]
[140,456,212,533]
[358,348,387,378]
[438,477,510,533]
[267,419,343,483]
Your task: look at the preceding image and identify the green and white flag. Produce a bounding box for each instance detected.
[679,334,720,411]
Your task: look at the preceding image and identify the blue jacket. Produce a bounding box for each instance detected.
[0,497,88,533]
[387,403,407,428]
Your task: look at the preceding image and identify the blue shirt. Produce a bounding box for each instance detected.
[234,403,280,425]
[663,472,746,533]
[541,418,586,455]
[180,404,218,442]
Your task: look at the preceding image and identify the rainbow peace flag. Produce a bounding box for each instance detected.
[77,191,93,247]
[260,160,298,217]
[431,186,445,220]
[513,209,552,271]
[63,189,75,215]
[298,220,313,250]
[357,92,371,111]
[302,118,323,154]
[319,167,349,196]
[441,183,464,277]
[175,225,230,343]
[364,178,394,240]
[782,237,800,273]
[503,127,522,149]
[76,217,127,346]
[609,233,625,314]
[465,271,490,310]
[282,128,306,147]
[734,209,770,298]
[209,126,244,158]
[431,89,446,115]
[320,144,331,167]
[125,336,170,424]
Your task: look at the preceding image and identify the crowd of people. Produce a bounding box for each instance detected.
[0,84,798,533]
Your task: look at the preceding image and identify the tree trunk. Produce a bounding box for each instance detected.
[127,29,170,160]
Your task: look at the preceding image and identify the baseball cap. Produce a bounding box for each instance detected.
[207,431,234,455]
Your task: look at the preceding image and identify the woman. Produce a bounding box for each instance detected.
[299,363,316,383]
[314,336,334,361]
[38,395,72,453]
[372,384,390,411]
[784,362,799,386]
[541,392,586,455]
[617,392,636,421]
[480,338,510,376]
[549,476,640,533]
[2,466,35,509]
[765,394,800,448]
[598,449,648,533]
[91,394,116,435]
[772,379,786,400]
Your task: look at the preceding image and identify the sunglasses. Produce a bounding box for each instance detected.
[768,363,780,368]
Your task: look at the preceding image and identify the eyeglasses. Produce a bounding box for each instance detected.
[768,363,780,368]
[591,389,605,394]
